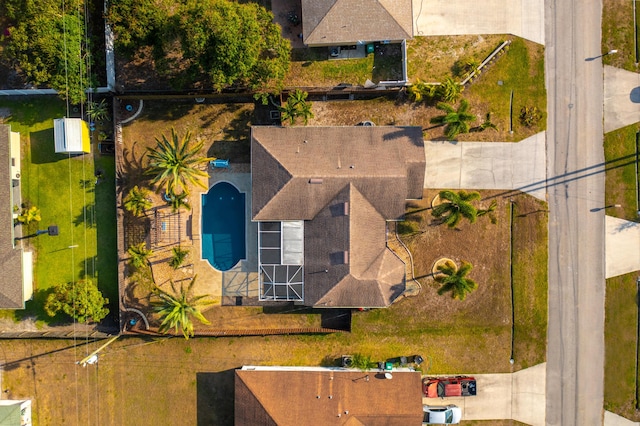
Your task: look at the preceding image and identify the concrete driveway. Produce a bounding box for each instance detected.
[423,132,546,200]
[422,363,546,425]
[605,215,640,278]
[412,0,545,45]
[604,65,640,133]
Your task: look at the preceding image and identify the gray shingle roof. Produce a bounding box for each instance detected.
[302,0,414,45]
[0,125,24,309]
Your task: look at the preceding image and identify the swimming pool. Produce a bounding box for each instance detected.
[201,182,246,271]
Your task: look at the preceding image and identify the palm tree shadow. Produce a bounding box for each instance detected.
[118,142,149,195]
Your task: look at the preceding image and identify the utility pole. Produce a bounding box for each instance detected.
[76,336,119,367]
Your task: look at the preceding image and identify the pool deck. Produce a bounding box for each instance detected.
[192,165,260,304]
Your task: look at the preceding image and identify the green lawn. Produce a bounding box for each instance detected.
[0,97,117,323]
[604,124,640,220]
[602,0,639,71]
[604,273,640,420]
[465,38,547,141]
[512,200,548,368]
[286,47,375,87]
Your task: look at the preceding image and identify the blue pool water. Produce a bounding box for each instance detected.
[201,182,246,271]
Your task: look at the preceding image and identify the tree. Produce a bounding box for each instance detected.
[123,186,153,217]
[105,0,168,53]
[127,243,153,270]
[86,100,110,122]
[431,190,481,228]
[430,99,476,139]
[435,260,478,300]
[145,128,213,195]
[17,206,41,225]
[407,79,437,103]
[279,90,313,125]
[169,247,189,269]
[168,191,191,212]
[152,276,214,339]
[477,199,498,224]
[436,77,463,103]
[519,106,542,127]
[44,279,109,323]
[4,12,89,104]
[176,0,290,99]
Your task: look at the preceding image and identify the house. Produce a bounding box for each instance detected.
[0,125,33,309]
[301,0,413,47]
[53,118,90,154]
[235,366,423,425]
[251,126,425,308]
[0,400,32,426]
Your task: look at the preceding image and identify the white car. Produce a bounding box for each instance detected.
[422,404,462,424]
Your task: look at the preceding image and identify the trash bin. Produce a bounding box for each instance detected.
[366,44,375,54]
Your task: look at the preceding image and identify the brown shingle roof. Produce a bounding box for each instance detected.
[0,125,24,309]
[235,367,423,426]
[302,0,414,46]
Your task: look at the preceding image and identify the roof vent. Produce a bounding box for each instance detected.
[349,165,355,169]
[309,178,323,184]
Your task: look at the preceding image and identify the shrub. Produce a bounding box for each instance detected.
[519,106,542,127]
[170,247,189,269]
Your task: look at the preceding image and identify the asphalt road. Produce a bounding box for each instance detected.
[545,0,606,425]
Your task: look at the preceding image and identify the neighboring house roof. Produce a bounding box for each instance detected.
[302,0,413,46]
[235,367,423,426]
[0,125,24,309]
[251,126,424,308]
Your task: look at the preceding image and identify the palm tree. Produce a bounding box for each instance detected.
[431,190,481,228]
[430,99,476,139]
[477,199,498,224]
[123,185,153,217]
[169,247,189,269]
[168,191,191,212]
[435,260,478,300]
[17,206,41,225]
[86,99,109,122]
[286,89,309,108]
[279,90,313,125]
[408,79,437,103]
[145,128,214,195]
[297,99,314,125]
[127,242,153,269]
[279,100,298,125]
[152,276,214,339]
[436,77,463,102]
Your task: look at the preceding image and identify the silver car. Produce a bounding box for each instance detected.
[422,404,462,424]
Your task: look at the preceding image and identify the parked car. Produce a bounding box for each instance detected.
[422,405,462,424]
[423,376,477,398]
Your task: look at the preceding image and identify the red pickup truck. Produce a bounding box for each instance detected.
[422,376,477,398]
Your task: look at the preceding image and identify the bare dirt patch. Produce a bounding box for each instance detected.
[408,34,506,82]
